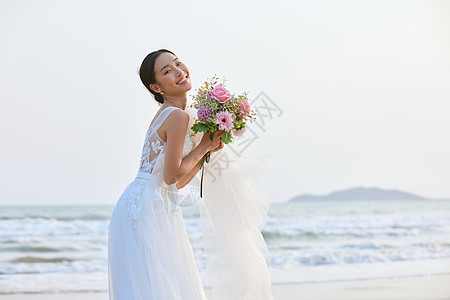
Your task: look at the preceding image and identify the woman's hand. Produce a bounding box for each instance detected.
[210,140,225,153]
[200,130,224,151]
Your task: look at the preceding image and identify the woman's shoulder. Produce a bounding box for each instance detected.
[151,106,188,127]
[157,106,190,137]
[164,106,189,124]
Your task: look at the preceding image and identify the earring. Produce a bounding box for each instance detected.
[160,91,164,95]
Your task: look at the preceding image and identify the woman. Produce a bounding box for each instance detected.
[108,49,273,299]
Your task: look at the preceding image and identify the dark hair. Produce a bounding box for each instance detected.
[139,49,176,104]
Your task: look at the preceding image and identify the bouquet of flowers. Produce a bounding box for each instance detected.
[190,75,256,169]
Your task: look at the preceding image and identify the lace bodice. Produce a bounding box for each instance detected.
[138,106,195,177]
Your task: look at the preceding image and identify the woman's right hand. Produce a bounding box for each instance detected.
[201,130,224,151]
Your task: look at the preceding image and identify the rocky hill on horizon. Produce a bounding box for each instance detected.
[289,186,449,202]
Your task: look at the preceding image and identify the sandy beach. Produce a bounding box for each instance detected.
[1,274,449,300]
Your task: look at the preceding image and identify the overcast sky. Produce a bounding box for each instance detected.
[1,0,449,205]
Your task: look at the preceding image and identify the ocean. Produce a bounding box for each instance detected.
[1,199,450,294]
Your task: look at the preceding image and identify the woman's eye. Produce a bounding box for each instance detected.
[164,69,171,75]
[177,61,182,66]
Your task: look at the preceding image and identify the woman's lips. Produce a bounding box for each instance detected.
[177,75,188,85]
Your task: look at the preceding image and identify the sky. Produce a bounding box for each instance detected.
[0,0,449,205]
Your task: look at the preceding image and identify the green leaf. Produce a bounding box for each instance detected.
[221,131,233,144]
[207,122,217,132]
[192,123,209,133]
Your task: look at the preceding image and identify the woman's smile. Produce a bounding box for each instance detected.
[176,74,189,85]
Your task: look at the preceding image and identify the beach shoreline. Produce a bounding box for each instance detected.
[2,203,450,299]
[1,274,449,300]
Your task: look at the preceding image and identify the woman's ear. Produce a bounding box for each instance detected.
[149,83,161,94]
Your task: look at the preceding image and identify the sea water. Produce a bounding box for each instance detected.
[1,199,449,293]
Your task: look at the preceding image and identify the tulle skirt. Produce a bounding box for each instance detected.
[198,140,274,300]
[108,171,207,300]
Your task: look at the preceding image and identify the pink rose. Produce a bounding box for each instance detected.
[210,85,232,103]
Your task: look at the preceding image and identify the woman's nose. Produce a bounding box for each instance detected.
[175,67,184,77]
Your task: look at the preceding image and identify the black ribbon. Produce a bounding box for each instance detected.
[200,150,211,198]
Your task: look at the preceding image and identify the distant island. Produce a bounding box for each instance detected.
[289,187,449,202]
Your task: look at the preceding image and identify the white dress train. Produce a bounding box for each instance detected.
[108,105,274,299]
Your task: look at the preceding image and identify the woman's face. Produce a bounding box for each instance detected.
[151,52,192,96]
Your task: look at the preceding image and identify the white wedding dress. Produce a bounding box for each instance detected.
[108,105,274,300]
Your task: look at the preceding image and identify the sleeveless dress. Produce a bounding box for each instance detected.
[108,106,208,300]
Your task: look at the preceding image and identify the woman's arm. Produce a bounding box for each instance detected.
[162,110,222,186]
[175,141,224,189]
[175,159,203,190]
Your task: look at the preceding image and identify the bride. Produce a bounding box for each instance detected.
[108,49,274,299]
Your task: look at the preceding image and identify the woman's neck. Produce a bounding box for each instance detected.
[161,94,188,110]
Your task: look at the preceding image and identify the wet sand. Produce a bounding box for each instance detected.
[1,274,449,300]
